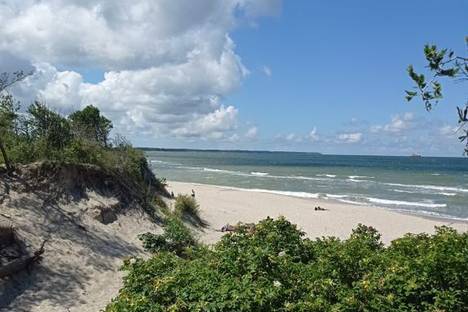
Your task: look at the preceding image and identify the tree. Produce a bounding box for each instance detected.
[406,37,468,154]
[27,101,72,152]
[0,71,30,172]
[68,105,113,147]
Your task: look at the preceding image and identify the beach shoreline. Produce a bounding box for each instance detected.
[168,181,468,245]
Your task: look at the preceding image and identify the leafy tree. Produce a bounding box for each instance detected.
[68,105,113,147]
[406,37,468,153]
[0,94,19,171]
[0,71,31,171]
[27,101,72,152]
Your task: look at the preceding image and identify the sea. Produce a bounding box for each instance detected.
[145,149,468,221]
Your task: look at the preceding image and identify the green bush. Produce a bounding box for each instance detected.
[107,217,468,312]
[138,217,197,256]
[174,194,200,220]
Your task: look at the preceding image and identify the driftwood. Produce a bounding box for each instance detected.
[0,239,47,279]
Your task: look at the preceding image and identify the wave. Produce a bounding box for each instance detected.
[385,182,468,193]
[150,159,181,166]
[251,171,269,177]
[349,175,374,179]
[347,178,367,183]
[393,189,418,194]
[336,199,368,205]
[366,197,446,208]
[234,188,321,199]
[324,194,348,199]
[202,167,250,176]
[393,189,456,197]
[439,192,457,196]
[317,174,336,178]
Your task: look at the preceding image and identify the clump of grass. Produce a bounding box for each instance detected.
[174,194,200,220]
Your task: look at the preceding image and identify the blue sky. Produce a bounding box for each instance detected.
[226,0,468,155]
[2,0,467,156]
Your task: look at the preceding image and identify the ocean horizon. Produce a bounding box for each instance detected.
[146,149,468,221]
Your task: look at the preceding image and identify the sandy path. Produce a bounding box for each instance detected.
[168,181,468,245]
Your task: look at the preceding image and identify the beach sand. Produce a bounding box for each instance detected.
[168,181,468,245]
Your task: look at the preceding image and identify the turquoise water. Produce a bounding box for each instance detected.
[145,149,468,220]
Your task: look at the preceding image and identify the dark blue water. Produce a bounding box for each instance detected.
[145,150,468,220]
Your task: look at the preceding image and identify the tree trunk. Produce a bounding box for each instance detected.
[0,137,12,173]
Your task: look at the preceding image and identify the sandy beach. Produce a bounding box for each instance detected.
[168,181,468,245]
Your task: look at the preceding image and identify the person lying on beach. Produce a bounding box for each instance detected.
[315,206,327,211]
[220,222,256,233]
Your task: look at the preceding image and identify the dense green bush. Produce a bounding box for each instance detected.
[138,217,197,256]
[107,217,468,312]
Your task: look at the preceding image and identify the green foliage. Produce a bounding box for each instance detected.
[138,217,196,256]
[107,217,468,312]
[406,38,468,154]
[0,93,167,201]
[69,105,113,147]
[174,194,200,220]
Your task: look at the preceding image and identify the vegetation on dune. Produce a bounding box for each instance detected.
[107,217,467,312]
[0,71,168,212]
[138,217,198,257]
[173,194,204,225]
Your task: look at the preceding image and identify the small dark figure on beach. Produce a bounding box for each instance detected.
[170,191,174,198]
[191,189,196,198]
[315,206,326,211]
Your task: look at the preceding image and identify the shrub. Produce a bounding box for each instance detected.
[138,217,196,256]
[107,217,468,312]
[174,194,200,221]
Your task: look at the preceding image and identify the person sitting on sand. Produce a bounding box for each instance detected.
[191,189,196,198]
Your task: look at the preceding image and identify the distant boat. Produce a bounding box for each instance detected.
[410,153,422,158]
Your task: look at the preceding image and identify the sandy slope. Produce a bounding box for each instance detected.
[0,188,162,312]
[168,181,468,245]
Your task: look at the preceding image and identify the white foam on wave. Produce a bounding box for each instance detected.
[386,182,468,193]
[251,171,269,177]
[150,159,181,165]
[347,178,367,183]
[349,175,374,179]
[393,189,418,194]
[230,187,321,199]
[366,197,446,208]
[202,167,249,176]
[393,189,457,197]
[317,174,336,178]
[325,194,348,199]
[439,192,457,196]
[336,199,368,206]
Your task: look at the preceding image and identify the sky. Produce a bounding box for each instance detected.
[0,0,467,156]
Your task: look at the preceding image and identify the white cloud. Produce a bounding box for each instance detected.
[439,125,458,137]
[1,0,281,141]
[308,127,319,142]
[284,133,303,143]
[371,112,414,134]
[245,126,258,139]
[337,132,362,144]
[262,65,272,77]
